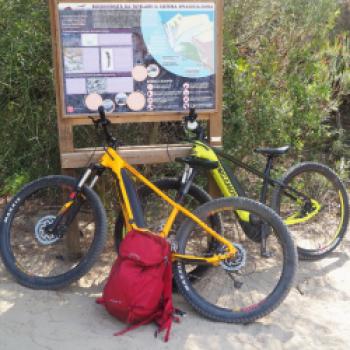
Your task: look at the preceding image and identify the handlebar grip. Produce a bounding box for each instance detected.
[189,108,197,121]
[98,105,106,120]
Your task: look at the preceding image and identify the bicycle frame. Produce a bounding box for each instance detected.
[189,140,322,226]
[212,145,345,240]
[86,146,237,265]
[189,140,251,222]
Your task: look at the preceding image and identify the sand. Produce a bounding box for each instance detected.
[0,225,350,349]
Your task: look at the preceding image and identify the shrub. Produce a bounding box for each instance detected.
[0,0,59,194]
[0,0,349,194]
[223,0,341,162]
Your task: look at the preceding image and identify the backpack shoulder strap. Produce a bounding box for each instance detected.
[155,252,179,342]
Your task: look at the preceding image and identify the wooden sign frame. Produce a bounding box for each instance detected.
[49,0,223,168]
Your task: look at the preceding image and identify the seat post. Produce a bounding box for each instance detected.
[260,156,274,204]
[259,155,275,258]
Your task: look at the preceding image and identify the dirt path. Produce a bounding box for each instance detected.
[1,230,350,350]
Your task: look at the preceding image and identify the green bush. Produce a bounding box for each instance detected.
[223,0,342,162]
[0,0,349,194]
[0,0,59,194]
[0,171,30,196]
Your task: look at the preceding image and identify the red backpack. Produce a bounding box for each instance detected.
[96,229,178,341]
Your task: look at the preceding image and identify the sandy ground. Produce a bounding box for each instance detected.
[1,226,350,349]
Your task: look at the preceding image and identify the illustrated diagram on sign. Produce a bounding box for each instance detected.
[166,14,214,71]
[58,2,216,115]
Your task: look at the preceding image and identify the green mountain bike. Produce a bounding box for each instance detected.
[115,109,349,260]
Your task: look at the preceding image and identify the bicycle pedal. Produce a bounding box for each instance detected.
[174,308,186,317]
[234,280,243,289]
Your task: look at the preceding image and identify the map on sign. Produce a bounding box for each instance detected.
[165,13,214,71]
[58,2,216,115]
[142,10,214,78]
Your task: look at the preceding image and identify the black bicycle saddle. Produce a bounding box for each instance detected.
[254,145,290,157]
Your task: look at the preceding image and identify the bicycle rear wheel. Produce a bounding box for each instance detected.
[0,175,107,289]
[173,197,297,323]
[271,162,349,260]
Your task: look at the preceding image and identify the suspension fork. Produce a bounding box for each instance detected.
[176,164,197,204]
[47,165,105,236]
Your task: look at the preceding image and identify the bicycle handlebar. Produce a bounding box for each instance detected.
[91,106,205,147]
[89,106,117,148]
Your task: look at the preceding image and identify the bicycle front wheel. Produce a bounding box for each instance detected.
[173,197,297,323]
[0,175,107,289]
[271,162,349,260]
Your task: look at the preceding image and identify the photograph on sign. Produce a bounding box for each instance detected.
[58,2,216,115]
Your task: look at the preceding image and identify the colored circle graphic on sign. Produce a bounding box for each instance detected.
[85,93,103,111]
[132,65,148,82]
[127,92,146,111]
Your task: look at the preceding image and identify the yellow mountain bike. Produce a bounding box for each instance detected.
[0,107,297,323]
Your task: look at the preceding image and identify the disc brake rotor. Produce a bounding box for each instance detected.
[220,243,246,271]
[34,215,60,245]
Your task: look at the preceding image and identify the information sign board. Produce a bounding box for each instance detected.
[58,2,216,115]
[49,0,223,168]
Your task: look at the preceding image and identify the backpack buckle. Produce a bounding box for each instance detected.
[167,237,178,252]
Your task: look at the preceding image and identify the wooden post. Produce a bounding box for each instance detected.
[49,0,82,259]
[208,0,224,195]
